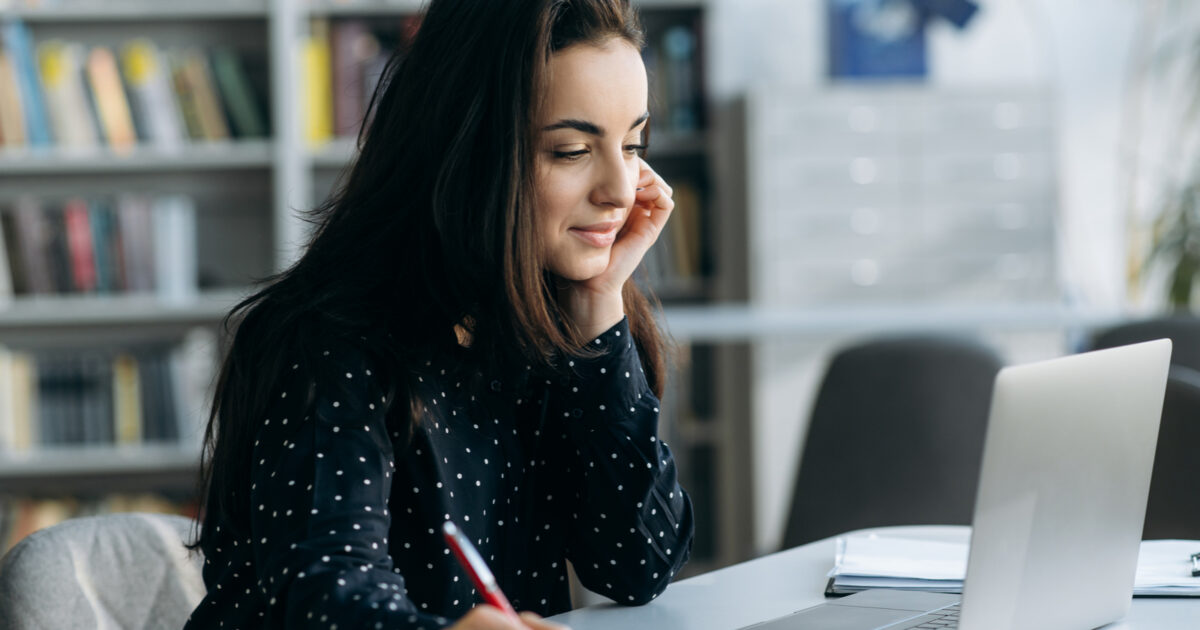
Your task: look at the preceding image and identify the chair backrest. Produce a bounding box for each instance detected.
[1142,366,1200,540]
[0,512,205,630]
[1089,315,1200,373]
[780,335,1003,549]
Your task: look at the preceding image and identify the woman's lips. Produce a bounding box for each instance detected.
[568,221,621,247]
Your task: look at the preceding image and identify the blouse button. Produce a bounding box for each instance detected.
[491,380,502,392]
[571,409,583,418]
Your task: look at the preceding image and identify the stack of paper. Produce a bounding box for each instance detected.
[828,533,1200,597]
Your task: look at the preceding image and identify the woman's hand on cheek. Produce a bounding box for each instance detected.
[559,158,675,340]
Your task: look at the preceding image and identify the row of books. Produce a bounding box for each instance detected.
[640,177,706,293]
[0,493,198,554]
[305,15,420,145]
[0,328,216,452]
[0,194,198,301]
[0,19,269,153]
[303,13,706,147]
[644,17,706,137]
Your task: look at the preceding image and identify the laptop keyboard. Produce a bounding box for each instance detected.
[896,603,961,629]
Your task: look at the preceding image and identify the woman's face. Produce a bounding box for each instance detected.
[534,39,649,282]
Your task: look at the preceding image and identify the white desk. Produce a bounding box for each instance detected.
[549,526,1200,629]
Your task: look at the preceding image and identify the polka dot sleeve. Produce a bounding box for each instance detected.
[540,317,695,605]
[247,346,452,629]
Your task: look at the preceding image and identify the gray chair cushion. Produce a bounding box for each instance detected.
[0,512,205,630]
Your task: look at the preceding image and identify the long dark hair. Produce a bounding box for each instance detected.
[190,0,666,553]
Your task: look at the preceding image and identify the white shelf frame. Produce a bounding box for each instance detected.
[0,444,200,478]
[0,140,273,175]
[0,290,246,329]
[659,303,1128,343]
[2,2,270,21]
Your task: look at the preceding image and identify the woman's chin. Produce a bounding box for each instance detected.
[548,252,611,283]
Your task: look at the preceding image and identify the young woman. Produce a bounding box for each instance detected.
[183,0,694,628]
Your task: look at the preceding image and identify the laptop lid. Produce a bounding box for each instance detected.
[958,339,1172,630]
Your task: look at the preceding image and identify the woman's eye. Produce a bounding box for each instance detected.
[553,149,589,161]
[624,143,647,157]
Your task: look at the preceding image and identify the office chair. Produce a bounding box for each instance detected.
[780,335,1004,549]
[0,512,205,630]
[1142,366,1200,540]
[1088,314,1200,373]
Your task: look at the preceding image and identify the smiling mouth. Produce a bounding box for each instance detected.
[568,221,621,248]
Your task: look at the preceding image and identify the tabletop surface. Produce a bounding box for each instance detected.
[548,526,1200,629]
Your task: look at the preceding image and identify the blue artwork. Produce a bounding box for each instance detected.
[827,0,979,80]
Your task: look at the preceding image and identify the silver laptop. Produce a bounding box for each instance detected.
[745,339,1172,630]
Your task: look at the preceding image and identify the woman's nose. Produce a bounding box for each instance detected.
[591,152,636,209]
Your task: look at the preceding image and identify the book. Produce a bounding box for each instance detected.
[0,48,26,148]
[168,48,206,141]
[1,19,52,147]
[10,196,55,294]
[304,18,334,146]
[209,47,266,139]
[112,353,142,445]
[179,48,230,141]
[84,46,137,152]
[115,194,155,294]
[88,198,120,293]
[62,197,97,293]
[151,194,197,303]
[0,344,14,451]
[119,39,185,151]
[0,204,13,304]
[668,179,702,280]
[1,206,29,295]
[43,205,74,293]
[36,40,99,149]
[330,19,369,138]
[9,350,35,450]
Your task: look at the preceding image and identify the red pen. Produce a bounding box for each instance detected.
[443,520,521,621]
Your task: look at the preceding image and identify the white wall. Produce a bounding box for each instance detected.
[702,0,1144,553]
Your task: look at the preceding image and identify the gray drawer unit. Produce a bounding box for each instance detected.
[747,85,1060,306]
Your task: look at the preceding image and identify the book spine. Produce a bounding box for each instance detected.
[209,47,266,139]
[120,39,185,150]
[169,48,206,141]
[115,194,155,293]
[0,204,13,305]
[0,48,27,148]
[12,197,53,294]
[9,351,36,450]
[0,344,14,452]
[87,198,117,294]
[303,18,334,146]
[330,19,367,138]
[2,19,52,147]
[152,194,197,303]
[1,207,29,295]
[182,48,230,141]
[85,46,137,151]
[36,40,98,149]
[62,197,97,293]
[44,205,72,294]
[112,353,142,445]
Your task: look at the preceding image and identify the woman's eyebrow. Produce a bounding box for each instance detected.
[542,112,650,136]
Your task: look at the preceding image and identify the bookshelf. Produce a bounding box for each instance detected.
[0,0,733,574]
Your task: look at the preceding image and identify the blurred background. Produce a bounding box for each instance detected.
[1,0,1197,580]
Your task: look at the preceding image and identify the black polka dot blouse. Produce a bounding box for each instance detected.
[184,318,695,629]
